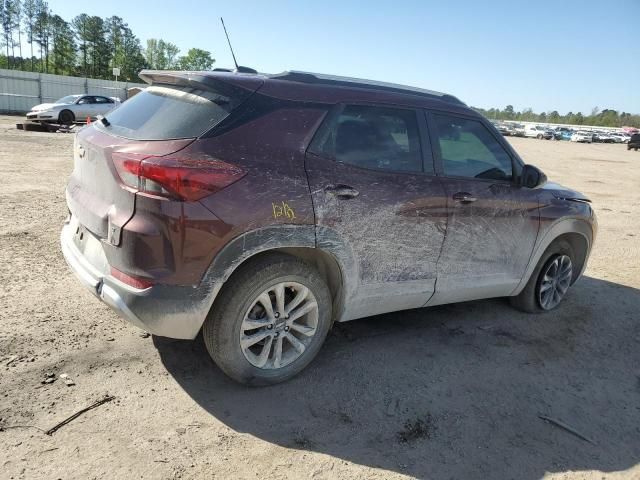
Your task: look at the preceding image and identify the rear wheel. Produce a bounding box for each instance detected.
[537,134,543,139]
[202,253,332,386]
[58,109,75,125]
[510,240,575,313]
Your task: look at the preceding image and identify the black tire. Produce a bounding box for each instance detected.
[202,253,332,386]
[58,109,75,125]
[537,134,543,140]
[510,240,575,313]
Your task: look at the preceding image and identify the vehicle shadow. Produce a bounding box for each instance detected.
[153,276,640,479]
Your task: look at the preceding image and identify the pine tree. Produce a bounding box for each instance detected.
[12,0,21,63]
[85,16,109,77]
[71,13,88,76]
[1,0,14,67]
[49,14,74,75]
[22,0,35,70]
[32,0,49,72]
[120,25,146,80]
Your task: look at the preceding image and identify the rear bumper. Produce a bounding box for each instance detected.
[60,219,217,339]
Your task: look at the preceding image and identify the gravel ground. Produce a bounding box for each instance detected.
[0,115,639,480]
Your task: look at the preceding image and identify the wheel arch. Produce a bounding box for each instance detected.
[199,225,354,331]
[511,218,593,296]
[58,109,75,123]
[554,232,589,284]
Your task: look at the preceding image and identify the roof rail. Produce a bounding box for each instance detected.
[269,70,465,105]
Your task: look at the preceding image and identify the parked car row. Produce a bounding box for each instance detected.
[592,131,632,143]
[491,121,635,144]
[569,130,632,144]
[494,122,525,137]
[570,131,594,143]
[524,125,554,140]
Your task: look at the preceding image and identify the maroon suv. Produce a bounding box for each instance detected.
[61,70,597,385]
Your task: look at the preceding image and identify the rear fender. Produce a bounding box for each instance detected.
[198,225,358,330]
[202,225,316,285]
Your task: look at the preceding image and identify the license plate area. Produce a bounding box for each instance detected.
[68,215,110,275]
[70,216,89,250]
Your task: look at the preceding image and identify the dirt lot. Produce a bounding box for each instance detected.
[0,114,639,480]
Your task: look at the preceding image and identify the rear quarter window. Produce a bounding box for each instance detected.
[98,84,247,140]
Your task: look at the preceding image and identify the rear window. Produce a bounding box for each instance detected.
[98,84,246,140]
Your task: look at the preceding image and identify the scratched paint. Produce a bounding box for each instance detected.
[306,153,447,285]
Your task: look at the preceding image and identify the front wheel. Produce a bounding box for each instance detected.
[202,253,332,386]
[537,134,544,139]
[510,241,575,313]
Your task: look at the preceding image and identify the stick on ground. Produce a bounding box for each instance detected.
[538,415,596,445]
[45,395,115,436]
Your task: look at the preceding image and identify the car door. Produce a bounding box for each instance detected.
[75,96,95,119]
[425,110,540,306]
[93,96,115,116]
[305,104,448,321]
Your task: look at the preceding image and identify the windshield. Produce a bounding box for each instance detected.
[56,95,80,104]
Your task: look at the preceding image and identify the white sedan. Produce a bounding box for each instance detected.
[571,131,593,143]
[26,94,121,124]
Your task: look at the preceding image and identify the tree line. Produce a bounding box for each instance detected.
[0,0,215,81]
[475,105,640,129]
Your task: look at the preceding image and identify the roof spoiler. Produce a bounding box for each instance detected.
[138,70,264,97]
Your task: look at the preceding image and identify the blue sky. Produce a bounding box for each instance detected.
[47,0,639,114]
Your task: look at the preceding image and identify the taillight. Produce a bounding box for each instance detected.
[111,152,246,201]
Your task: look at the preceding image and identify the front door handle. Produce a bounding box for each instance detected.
[452,192,477,203]
[325,184,359,199]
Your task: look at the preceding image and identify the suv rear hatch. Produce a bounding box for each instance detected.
[66,71,263,245]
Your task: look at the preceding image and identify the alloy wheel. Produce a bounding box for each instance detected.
[240,282,319,369]
[538,255,573,310]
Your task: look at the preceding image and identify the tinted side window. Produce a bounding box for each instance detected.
[77,96,94,104]
[432,113,513,181]
[94,96,111,104]
[310,105,422,173]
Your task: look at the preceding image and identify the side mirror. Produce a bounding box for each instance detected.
[520,164,547,188]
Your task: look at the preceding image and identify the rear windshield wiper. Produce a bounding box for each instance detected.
[97,115,110,127]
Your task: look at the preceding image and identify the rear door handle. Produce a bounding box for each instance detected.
[325,184,359,199]
[452,192,477,203]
